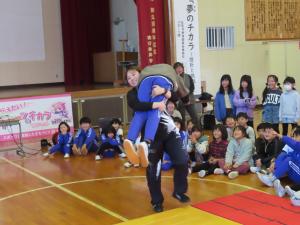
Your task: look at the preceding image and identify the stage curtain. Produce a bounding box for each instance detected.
[60,0,111,86]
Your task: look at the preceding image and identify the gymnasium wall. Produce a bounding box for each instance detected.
[0,0,64,86]
[198,0,300,101]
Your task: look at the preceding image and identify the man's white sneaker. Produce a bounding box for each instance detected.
[256,172,274,187]
[123,139,139,165]
[137,142,149,168]
[250,166,260,173]
[274,179,285,197]
[285,186,296,198]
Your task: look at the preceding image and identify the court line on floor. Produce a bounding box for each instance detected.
[0,156,128,222]
[0,186,54,201]
[58,175,267,193]
[0,173,269,204]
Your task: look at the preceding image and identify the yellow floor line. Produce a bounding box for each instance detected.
[0,156,128,222]
[59,175,267,194]
[0,186,54,202]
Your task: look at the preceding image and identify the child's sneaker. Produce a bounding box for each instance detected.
[214,168,224,175]
[119,152,126,158]
[228,171,239,179]
[250,166,260,173]
[43,152,49,157]
[274,179,285,197]
[95,155,102,161]
[124,161,132,168]
[198,170,207,178]
[123,139,139,165]
[64,153,70,158]
[256,172,274,187]
[137,142,149,168]
[285,185,296,198]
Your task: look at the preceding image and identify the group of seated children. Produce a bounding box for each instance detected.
[43,117,126,160]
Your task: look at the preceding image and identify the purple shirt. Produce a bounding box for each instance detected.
[233,90,257,119]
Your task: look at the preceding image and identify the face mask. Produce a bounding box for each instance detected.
[284,84,292,91]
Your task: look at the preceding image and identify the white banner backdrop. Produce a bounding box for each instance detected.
[0,0,45,62]
[0,94,73,142]
[173,0,201,94]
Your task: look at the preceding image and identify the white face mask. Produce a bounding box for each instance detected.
[284,84,292,91]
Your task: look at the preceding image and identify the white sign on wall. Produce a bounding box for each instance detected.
[173,0,201,94]
[0,0,45,62]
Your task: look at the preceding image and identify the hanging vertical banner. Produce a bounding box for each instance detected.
[135,0,165,68]
[173,0,201,94]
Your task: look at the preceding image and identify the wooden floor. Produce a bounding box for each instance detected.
[0,142,280,225]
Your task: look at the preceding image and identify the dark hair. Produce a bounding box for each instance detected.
[104,126,116,137]
[225,115,236,121]
[80,117,91,125]
[213,124,228,140]
[166,100,176,107]
[236,112,248,120]
[191,125,203,133]
[283,76,296,90]
[187,119,194,126]
[173,117,185,131]
[293,126,300,137]
[219,74,234,94]
[256,122,268,131]
[110,118,122,125]
[233,125,247,138]
[58,121,70,133]
[126,65,141,73]
[173,62,184,70]
[262,74,281,103]
[263,122,274,130]
[239,74,253,99]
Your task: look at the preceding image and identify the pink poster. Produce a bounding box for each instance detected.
[0,94,74,142]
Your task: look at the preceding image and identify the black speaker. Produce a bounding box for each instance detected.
[41,139,51,148]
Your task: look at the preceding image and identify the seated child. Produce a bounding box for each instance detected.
[216,125,253,179]
[186,119,194,136]
[174,117,188,149]
[251,123,283,173]
[187,126,209,168]
[162,117,188,171]
[225,115,236,140]
[110,118,124,145]
[72,117,99,156]
[256,126,300,197]
[95,126,126,160]
[43,122,72,158]
[193,124,228,177]
[236,112,255,145]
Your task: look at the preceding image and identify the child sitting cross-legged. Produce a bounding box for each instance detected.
[72,117,99,156]
[95,126,126,160]
[187,126,209,169]
[43,121,72,159]
[250,123,283,173]
[216,125,253,179]
[192,124,229,177]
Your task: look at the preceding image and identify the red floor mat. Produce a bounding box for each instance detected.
[193,190,300,225]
